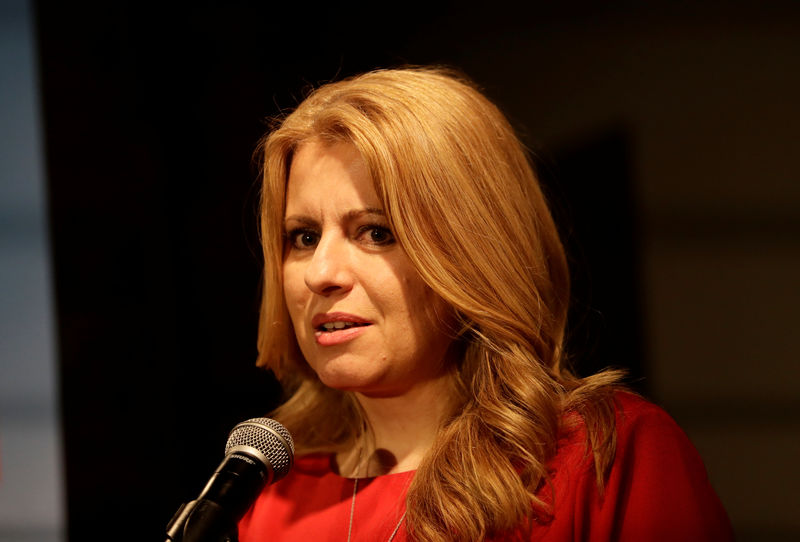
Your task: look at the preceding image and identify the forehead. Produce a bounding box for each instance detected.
[285,140,379,214]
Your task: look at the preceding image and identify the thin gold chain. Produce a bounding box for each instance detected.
[347,478,407,542]
[346,443,407,542]
[347,478,358,542]
[387,509,407,541]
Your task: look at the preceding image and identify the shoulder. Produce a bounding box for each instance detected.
[538,391,734,541]
[548,391,684,476]
[614,390,683,431]
[610,392,716,487]
[609,392,733,539]
[613,391,692,451]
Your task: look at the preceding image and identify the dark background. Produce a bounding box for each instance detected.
[33,1,800,540]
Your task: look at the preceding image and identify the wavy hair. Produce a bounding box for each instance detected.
[256,67,624,541]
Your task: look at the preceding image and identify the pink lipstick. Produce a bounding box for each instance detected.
[312,312,372,346]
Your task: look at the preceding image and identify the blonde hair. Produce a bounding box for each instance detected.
[256,67,623,541]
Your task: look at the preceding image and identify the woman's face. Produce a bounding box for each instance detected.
[282,140,454,397]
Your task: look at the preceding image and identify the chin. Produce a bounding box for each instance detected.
[317,370,418,399]
[314,364,381,392]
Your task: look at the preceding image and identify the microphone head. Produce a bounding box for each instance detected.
[225,417,294,483]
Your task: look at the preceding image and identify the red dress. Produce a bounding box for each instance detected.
[238,393,733,541]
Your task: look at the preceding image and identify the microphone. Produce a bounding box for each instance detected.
[165,418,294,542]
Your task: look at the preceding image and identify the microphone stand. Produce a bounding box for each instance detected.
[165,498,239,542]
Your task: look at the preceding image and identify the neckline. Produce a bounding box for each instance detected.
[331,453,417,480]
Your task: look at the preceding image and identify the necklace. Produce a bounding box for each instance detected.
[346,445,407,542]
[347,478,407,542]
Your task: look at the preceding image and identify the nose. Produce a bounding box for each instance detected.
[303,233,353,296]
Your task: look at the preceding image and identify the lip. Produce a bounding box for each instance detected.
[311,312,372,346]
[311,312,372,329]
[311,312,372,347]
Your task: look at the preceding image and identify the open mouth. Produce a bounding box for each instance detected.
[316,321,371,333]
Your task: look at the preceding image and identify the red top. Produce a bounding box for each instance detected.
[238,393,733,541]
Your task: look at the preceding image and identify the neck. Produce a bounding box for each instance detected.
[341,374,456,477]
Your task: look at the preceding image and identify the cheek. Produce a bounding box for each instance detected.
[282,263,307,318]
[397,275,454,342]
[400,269,438,309]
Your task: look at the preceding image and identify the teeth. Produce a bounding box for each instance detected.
[321,321,360,331]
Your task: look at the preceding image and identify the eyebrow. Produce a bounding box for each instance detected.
[345,207,385,220]
[283,207,386,226]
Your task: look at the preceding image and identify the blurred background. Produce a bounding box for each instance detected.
[1,0,798,540]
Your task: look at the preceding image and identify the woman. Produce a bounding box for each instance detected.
[238,67,733,541]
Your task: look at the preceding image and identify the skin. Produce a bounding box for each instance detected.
[282,139,456,474]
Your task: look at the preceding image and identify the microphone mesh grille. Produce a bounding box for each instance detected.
[225,417,294,480]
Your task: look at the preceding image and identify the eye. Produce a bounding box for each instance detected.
[357,225,395,246]
[286,228,319,250]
